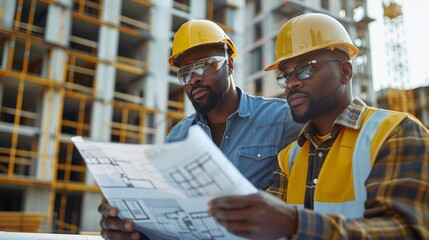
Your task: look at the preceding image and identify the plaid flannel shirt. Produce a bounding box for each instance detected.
[268,98,429,239]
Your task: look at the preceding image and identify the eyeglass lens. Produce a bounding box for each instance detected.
[277,63,313,88]
[276,59,343,88]
[177,57,226,85]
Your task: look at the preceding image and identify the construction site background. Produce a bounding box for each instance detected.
[0,0,427,235]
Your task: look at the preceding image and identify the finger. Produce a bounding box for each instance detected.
[211,208,250,221]
[216,218,257,229]
[100,216,135,232]
[98,202,118,217]
[100,229,141,240]
[209,194,259,209]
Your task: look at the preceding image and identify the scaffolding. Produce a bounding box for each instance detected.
[0,0,193,233]
[381,1,414,113]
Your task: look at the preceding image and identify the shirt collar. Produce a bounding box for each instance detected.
[236,87,251,117]
[297,97,367,146]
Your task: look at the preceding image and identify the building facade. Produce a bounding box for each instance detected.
[377,87,429,128]
[0,0,374,233]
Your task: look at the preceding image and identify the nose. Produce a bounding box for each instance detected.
[285,74,303,91]
[188,72,203,86]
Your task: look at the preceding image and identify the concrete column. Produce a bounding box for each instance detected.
[0,0,17,29]
[23,186,51,231]
[145,0,173,143]
[80,192,103,232]
[346,0,355,17]
[23,187,51,212]
[227,0,246,88]
[99,0,121,62]
[45,0,72,47]
[262,1,281,97]
[1,40,8,69]
[90,63,116,142]
[37,1,72,181]
[34,46,67,234]
[102,0,121,25]
[305,0,321,8]
[37,49,67,181]
[190,1,206,18]
[330,0,341,14]
[90,0,121,141]
[81,0,121,231]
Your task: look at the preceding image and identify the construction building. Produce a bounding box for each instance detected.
[382,0,408,89]
[377,1,409,113]
[377,87,429,128]
[375,1,429,128]
[0,0,375,234]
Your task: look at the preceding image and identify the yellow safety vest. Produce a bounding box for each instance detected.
[278,107,407,219]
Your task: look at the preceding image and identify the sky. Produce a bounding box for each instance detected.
[367,0,429,90]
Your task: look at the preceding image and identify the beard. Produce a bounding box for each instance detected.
[189,64,229,114]
[190,84,225,113]
[291,85,342,124]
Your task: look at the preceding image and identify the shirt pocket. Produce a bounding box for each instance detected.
[238,145,278,161]
[238,145,278,189]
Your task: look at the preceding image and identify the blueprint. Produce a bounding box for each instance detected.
[72,125,257,240]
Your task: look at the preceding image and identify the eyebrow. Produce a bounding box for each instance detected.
[279,59,312,72]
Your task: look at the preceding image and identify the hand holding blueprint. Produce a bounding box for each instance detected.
[72,125,257,240]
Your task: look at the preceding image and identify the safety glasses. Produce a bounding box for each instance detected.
[276,59,344,88]
[177,56,227,85]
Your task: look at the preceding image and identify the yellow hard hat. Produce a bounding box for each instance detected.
[265,13,359,71]
[168,19,237,67]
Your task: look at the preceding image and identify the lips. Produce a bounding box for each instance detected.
[287,92,308,108]
[191,87,208,99]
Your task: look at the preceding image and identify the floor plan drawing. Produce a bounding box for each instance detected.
[109,198,226,239]
[75,140,170,190]
[164,152,234,197]
[72,125,256,239]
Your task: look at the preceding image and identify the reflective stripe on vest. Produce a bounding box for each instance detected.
[281,108,407,219]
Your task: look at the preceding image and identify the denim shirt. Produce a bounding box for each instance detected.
[165,88,301,189]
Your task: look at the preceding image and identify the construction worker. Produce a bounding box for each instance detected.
[208,13,429,239]
[98,19,302,240]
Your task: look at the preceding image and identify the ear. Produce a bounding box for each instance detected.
[228,57,234,75]
[340,61,353,84]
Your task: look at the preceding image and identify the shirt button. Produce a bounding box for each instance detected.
[318,152,323,158]
[257,153,261,158]
[313,178,318,184]
[225,135,229,139]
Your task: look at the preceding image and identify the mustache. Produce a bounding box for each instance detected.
[190,84,211,95]
[287,89,308,99]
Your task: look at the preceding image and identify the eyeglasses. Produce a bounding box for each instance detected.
[177,56,227,85]
[276,59,344,88]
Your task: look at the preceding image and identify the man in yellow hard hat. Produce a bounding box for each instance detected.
[97,19,302,240]
[209,13,429,239]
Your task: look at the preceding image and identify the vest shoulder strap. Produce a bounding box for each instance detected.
[361,107,408,164]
